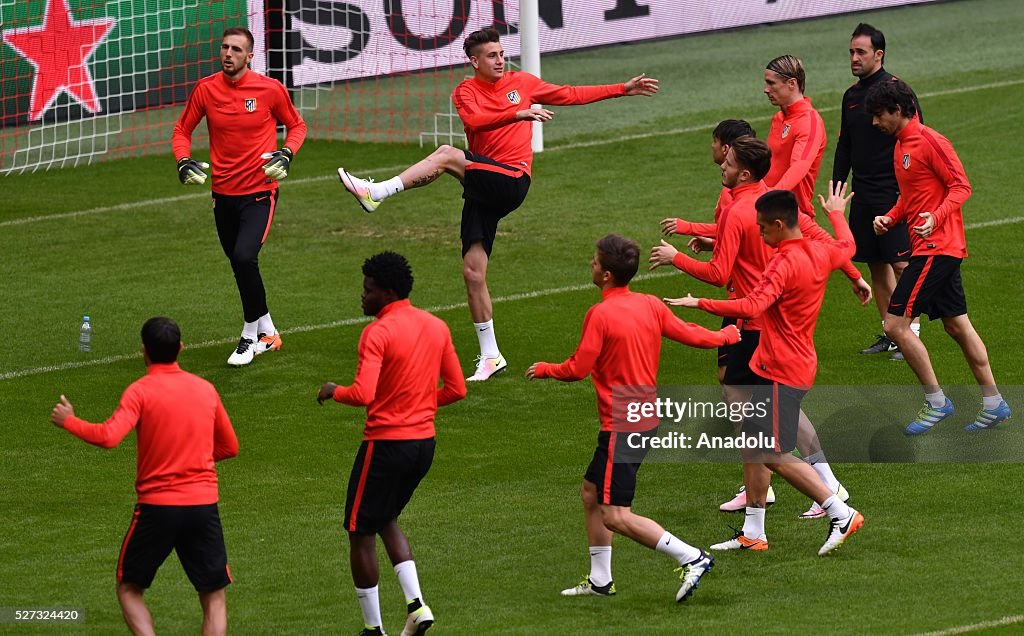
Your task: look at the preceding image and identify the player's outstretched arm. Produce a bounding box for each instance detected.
[624,73,659,97]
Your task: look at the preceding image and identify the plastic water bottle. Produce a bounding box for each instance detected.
[79,316,92,353]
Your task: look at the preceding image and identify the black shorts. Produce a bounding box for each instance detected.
[741,376,807,454]
[461,150,531,256]
[717,317,738,367]
[344,438,435,534]
[849,199,911,263]
[118,503,231,593]
[888,255,967,319]
[584,429,655,507]
[723,328,761,386]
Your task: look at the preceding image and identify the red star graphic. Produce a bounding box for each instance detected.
[1,0,116,121]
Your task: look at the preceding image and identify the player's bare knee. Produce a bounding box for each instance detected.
[599,506,626,533]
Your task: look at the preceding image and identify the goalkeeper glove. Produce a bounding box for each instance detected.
[261,147,294,180]
[177,157,210,185]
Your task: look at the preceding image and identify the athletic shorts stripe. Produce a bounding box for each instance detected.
[602,433,616,505]
[117,507,142,583]
[260,190,278,244]
[348,441,375,532]
[905,255,933,317]
[466,161,522,179]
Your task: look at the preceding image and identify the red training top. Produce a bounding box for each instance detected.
[172,70,307,196]
[533,286,739,431]
[332,299,466,441]
[765,97,827,217]
[883,118,970,258]
[62,362,238,506]
[698,210,855,388]
[452,71,625,177]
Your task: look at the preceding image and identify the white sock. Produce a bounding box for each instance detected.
[805,451,840,493]
[983,393,1004,410]
[242,320,259,342]
[370,176,404,201]
[925,389,947,409]
[742,507,766,540]
[474,320,500,358]
[257,312,276,336]
[655,531,702,565]
[355,585,382,628]
[393,560,422,604]
[910,321,921,337]
[588,546,612,587]
[822,495,852,521]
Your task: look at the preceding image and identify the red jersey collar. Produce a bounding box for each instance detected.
[220,68,252,89]
[776,237,804,251]
[730,181,767,199]
[146,361,181,374]
[376,298,411,318]
[601,285,631,300]
[897,117,923,142]
[471,73,507,91]
[782,96,813,117]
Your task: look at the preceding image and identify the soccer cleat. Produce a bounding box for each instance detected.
[400,604,433,636]
[965,400,1012,431]
[227,337,256,367]
[905,398,955,436]
[560,577,616,597]
[889,349,905,362]
[255,332,282,355]
[799,483,850,520]
[719,484,776,512]
[674,552,714,602]
[338,168,381,213]
[709,531,768,551]
[818,509,864,556]
[359,627,386,636]
[466,354,507,382]
[861,334,897,354]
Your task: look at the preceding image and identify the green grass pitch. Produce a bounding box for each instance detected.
[3,0,1024,633]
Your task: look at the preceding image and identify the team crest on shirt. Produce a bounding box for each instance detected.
[902,153,911,170]
[781,123,791,139]
[244,98,257,112]
[506,90,521,105]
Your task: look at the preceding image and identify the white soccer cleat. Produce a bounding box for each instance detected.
[255,332,282,356]
[560,577,615,597]
[800,483,850,519]
[227,337,256,367]
[338,167,381,213]
[818,509,865,556]
[400,604,433,636]
[710,531,768,551]
[719,484,776,512]
[675,551,714,602]
[467,354,507,382]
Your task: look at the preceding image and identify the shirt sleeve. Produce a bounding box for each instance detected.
[671,205,742,287]
[436,332,467,407]
[773,113,824,192]
[884,193,908,224]
[823,209,858,269]
[798,214,861,281]
[272,81,307,153]
[528,75,626,106]
[452,82,519,132]
[657,302,740,347]
[333,326,386,406]
[698,256,789,319]
[212,396,238,462]
[62,385,143,449]
[832,94,852,184]
[926,135,972,229]
[171,84,207,160]
[675,219,717,237]
[533,306,604,381]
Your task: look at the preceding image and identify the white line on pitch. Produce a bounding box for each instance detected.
[913,614,1024,636]
[3,78,1022,229]
[0,271,675,381]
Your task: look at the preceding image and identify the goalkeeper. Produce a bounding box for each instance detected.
[172,27,306,367]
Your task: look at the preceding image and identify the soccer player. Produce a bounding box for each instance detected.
[50,317,238,636]
[172,27,307,367]
[834,23,924,360]
[866,78,1012,434]
[650,137,863,518]
[317,252,466,636]
[526,234,740,602]
[763,54,825,219]
[666,185,865,556]
[338,27,659,382]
